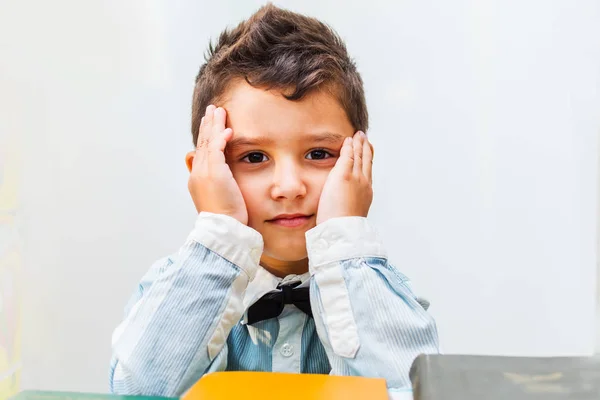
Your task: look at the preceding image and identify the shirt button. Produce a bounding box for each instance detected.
[280,343,294,357]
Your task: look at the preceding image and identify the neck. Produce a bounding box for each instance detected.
[260,254,309,278]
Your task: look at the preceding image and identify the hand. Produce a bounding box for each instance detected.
[316,131,373,225]
[188,105,248,225]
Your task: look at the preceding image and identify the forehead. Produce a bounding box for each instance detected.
[220,80,354,142]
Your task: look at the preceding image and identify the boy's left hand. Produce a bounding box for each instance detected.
[316,131,373,225]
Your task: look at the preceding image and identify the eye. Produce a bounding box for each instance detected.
[306,149,333,160]
[241,152,268,163]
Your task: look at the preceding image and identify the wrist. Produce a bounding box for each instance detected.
[188,212,262,279]
[212,210,247,225]
[194,206,248,226]
[305,216,386,271]
[316,211,368,225]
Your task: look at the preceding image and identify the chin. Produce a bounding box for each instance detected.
[264,243,308,262]
[267,250,308,262]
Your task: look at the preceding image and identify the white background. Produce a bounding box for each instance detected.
[1,0,599,394]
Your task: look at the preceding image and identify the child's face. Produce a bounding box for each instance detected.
[221,80,354,266]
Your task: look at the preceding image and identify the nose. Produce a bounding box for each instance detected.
[270,158,307,200]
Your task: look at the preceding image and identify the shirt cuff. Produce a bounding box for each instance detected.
[186,212,263,280]
[305,216,387,272]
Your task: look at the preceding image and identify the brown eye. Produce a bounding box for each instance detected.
[306,149,332,160]
[242,152,268,163]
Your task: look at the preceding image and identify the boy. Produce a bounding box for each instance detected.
[109,4,439,397]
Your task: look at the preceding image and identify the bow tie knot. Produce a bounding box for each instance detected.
[281,284,294,304]
[247,282,313,325]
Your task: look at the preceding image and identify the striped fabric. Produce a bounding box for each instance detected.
[109,213,439,397]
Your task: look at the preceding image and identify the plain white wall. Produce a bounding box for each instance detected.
[1,0,599,394]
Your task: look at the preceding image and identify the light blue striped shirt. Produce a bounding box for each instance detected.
[109,212,439,397]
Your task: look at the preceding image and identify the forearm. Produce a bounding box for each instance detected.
[110,212,263,396]
[307,217,439,389]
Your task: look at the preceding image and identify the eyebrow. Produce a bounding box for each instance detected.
[226,132,346,153]
[310,132,346,143]
[226,136,275,154]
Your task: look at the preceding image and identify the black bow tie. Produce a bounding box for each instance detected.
[247,282,313,326]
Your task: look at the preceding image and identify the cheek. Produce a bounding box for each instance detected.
[235,173,267,213]
[308,168,331,196]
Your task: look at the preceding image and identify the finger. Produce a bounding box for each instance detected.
[335,136,354,172]
[203,104,216,135]
[352,131,363,176]
[196,105,216,149]
[208,107,230,152]
[212,107,227,136]
[217,128,233,152]
[362,132,373,181]
[195,117,206,149]
[208,128,234,164]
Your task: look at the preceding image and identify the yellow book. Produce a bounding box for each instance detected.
[182,372,388,400]
[9,373,388,400]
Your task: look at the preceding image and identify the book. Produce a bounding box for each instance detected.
[182,371,389,400]
[409,354,600,400]
[8,390,174,400]
[9,372,389,400]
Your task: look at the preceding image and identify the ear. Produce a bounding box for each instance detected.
[185,151,195,173]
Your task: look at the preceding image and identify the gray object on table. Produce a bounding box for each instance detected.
[409,354,600,399]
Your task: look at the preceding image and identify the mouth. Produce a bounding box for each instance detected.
[266,213,314,228]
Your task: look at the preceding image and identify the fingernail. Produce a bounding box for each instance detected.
[359,131,366,137]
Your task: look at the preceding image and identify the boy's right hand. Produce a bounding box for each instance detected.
[188,105,248,225]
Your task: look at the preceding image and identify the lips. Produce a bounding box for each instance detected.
[267,213,314,228]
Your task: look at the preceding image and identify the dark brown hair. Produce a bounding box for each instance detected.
[190,3,368,145]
